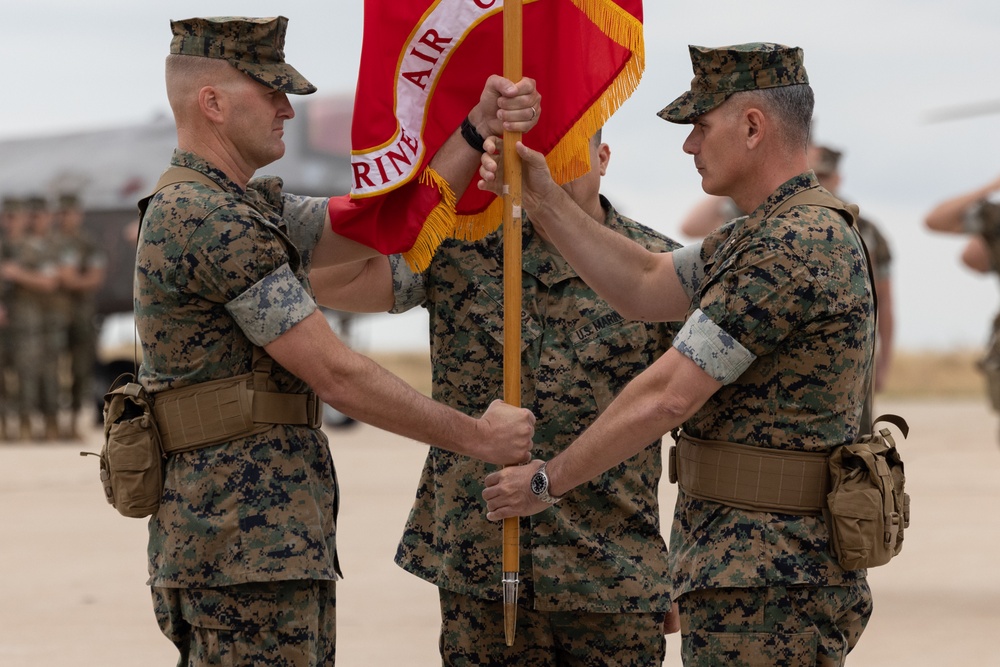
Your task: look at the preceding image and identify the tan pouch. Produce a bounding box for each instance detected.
[82,373,164,518]
[826,414,909,570]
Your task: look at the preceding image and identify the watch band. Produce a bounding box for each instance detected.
[460,116,486,153]
[532,461,563,505]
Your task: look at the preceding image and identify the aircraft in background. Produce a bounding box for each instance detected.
[0,93,363,427]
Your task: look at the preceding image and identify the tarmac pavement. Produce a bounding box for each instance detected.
[1,395,998,666]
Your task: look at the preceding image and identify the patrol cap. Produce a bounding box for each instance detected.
[1,196,22,213]
[810,145,842,176]
[58,193,81,210]
[169,16,317,95]
[24,195,48,212]
[658,43,809,124]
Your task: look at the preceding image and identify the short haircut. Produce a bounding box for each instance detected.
[729,84,814,149]
[164,54,240,114]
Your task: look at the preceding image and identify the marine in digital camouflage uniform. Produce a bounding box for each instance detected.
[483,44,877,667]
[55,193,107,438]
[140,15,537,665]
[405,143,680,665]
[1,196,62,440]
[313,135,680,666]
[926,174,1000,423]
[139,132,341,666]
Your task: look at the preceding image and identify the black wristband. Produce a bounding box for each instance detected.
[460,116,486,153]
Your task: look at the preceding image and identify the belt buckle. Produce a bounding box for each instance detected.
[307,392,323,430]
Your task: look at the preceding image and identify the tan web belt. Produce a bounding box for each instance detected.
[668,433,829,515]
[153,372,322,455]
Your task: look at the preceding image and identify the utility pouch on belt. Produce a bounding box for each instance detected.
[826,414,909,570]
[82,346,320,514]
[81,373,164,519]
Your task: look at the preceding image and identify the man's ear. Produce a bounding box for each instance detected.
[597,143,610,176]
[744,107,765,150]
[198,85,225,123]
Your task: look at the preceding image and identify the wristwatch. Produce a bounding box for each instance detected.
[529,462,563,505]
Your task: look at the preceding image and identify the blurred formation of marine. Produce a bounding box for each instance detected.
[0,192,106,441]
[0,196,61,440]
[54,193,107,439]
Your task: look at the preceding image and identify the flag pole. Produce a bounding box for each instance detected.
[501,0,524,649]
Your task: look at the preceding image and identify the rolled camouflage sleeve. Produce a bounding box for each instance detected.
[963,202,986,234]
[226,262,318,346]
[388,254,427,314]
[671,242,705,302]
[672,308,756,384]
[282,194,330,261]
[968,200,1000,243]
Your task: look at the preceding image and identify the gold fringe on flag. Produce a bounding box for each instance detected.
[451,0,645,243]
[401,167,458,273]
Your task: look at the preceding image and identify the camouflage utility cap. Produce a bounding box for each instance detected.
[24,195,48,211]
[169,16,316,95]
[659,43,808,124]
[1,196,23,213]
[811,145,843,176]
[58,193,81,210]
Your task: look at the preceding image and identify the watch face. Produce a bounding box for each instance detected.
[530,470,547,496]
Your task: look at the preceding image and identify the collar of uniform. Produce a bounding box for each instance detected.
[724,171,819,245]
[522,195,617,287]
[169,149,244,195]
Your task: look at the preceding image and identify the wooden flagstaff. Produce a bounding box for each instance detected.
[500,0,524,649]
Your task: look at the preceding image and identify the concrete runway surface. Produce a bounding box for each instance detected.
[1,396,998,666]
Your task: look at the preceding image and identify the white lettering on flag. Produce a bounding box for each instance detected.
[351,0,503,196]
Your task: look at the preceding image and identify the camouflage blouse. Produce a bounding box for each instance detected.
[391,197,681,613]
[136,149,339,588]
[668,172,874,597]
[856,216,892,282]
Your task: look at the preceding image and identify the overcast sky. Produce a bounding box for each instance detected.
[6,1,1000,352]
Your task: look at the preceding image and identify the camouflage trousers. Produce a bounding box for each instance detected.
[65,306,98,411]
[676,581,873,667]
[152,580,336,666]
[438,588,666,666]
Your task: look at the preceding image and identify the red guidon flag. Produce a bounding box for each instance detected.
[328,0,644,272]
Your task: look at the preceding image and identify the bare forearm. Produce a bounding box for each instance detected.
[310,257,393,313]
[545,351,719,497]
[62,267,105,292]
[426,128,483,200]
[926,177,1000,233]
[2,265,58,292]
[323,350,484,455]
[961,236,992,272]
[528,188,681,321]
[680,196,730,238]
[266,311,514,462]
